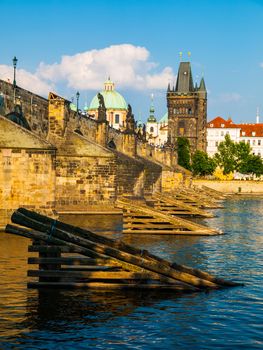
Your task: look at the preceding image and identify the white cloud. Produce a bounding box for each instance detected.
[0,44,176,96]
[37,44,175,91]
[220,92,241,103]
[0,65,53,96]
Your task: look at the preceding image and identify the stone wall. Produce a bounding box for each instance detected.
[114,151,145,197]
[0,148,56,228]
[50,131,117,212]
[193,179,263,194]
[0,79,49,138]
[137,157,162,195]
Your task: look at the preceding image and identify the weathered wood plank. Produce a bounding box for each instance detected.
[153,192,214,218]
[29,245,76,253]
[27,281,196,291]
[28,257,114,265]
[28,270,179,280]
[7,222,211,289]
[6,224,199,290]
[117,198,219,235]
[8,209,242,287]
[123,229,216,235]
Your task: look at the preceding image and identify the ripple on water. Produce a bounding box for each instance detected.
[0,199,263,349]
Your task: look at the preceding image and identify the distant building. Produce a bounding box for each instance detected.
[167,61,207,153]
[146,95,168,146]
[146,110,168,146]
[207,116,263,158]
[88,78,128,130]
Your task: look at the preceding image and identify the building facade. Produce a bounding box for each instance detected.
[167,61,207,153]
[146,109,168,147]
[207,116,263,158]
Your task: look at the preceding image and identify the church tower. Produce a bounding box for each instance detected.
[167,61,207,153]
[146,94,158,140]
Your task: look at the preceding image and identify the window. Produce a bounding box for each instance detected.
[221,131,224,136]
[210,123,214,127]
[188,108,192,114]
[247,140,250,145]
[258,152,261,157]
[221,124,225,127]
[258,140,261,146]
[215,141,219,146]
[115,114,119,124]
[252,132,256,136]
[253,140,256,145]
[150,126,154,133]
[242,131,246,136]
[178,120,185,136]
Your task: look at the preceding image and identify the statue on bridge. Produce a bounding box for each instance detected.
[142,123,146,141]
[125,104,135,133]
[97,93,107,122]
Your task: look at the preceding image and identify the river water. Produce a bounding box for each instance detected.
[0,198,262,349]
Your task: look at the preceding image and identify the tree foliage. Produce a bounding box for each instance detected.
[214,134,236,174]
[214,134,263,176]
[239,154,263,176]
[192,150,216,176]
[177,137,191,170]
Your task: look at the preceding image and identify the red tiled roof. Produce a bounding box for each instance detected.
[207,116,236,128]
[207,116,263,137]
[237,123,263,137]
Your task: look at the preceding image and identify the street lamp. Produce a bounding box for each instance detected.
[76,91,80,114]
[12,56,18,88]
[76,91,80,129]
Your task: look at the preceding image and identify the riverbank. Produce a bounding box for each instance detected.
[193,179,263,195]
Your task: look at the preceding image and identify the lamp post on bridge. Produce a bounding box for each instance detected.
[12,56,18,103]
[76,91,80,114]
[76,91,80,129]
[12,56,18,88]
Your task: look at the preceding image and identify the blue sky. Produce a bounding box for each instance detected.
[1,0,263,123]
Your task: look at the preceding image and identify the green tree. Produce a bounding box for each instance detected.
[214,134,237,174]
[192,150,216,176]
[235,141,251,172]
[239,154,263,176]
[177,137,191,170]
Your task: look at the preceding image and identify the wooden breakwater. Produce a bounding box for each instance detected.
[4,208,242,291]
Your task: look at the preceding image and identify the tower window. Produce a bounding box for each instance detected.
[150,126,154,133]
[115,114,120,124]
[178,120,185,136]
[188,108,192,114]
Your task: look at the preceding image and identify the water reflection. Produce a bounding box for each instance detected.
[0,198,263,349]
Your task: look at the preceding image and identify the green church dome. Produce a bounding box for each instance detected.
[88,79,128,111]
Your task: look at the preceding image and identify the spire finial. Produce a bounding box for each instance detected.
[187,51,191,59]
[179,52,183,61]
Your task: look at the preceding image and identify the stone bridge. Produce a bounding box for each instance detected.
[0,79,188,227]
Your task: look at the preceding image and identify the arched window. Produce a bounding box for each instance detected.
[150,126,154,133]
